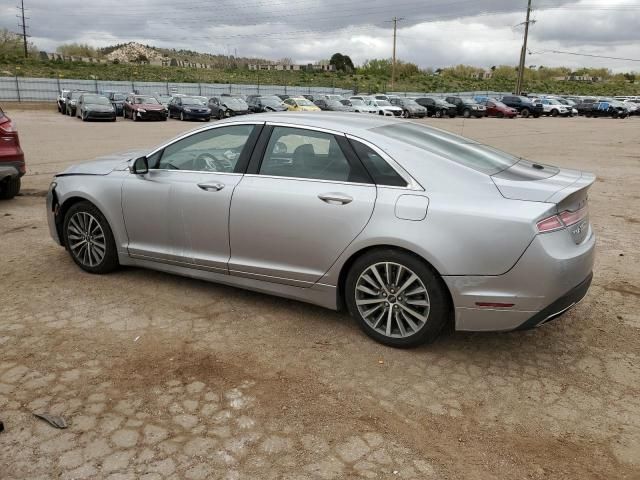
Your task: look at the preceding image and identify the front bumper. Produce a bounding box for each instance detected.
[86,110,117,120]
[46,183,62,246]
[137,110,167,121]
[183,110,211,120]
[445,226,596,332]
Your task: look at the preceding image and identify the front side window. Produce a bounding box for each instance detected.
[152,125,255,173]
[259,127,354,182]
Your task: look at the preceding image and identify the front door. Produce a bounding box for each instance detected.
[229,125,376,286]
[122,124,260,272]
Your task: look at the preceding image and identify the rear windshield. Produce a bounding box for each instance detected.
[370,122,520,175]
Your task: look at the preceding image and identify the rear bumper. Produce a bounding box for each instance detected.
[0,158,26,178]
[445,226,596,332]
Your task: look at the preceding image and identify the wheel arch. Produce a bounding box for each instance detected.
[335,244,454,319]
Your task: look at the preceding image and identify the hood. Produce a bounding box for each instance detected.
[135,103,165,110]
[380,105,402,111]
[264,105,287,112]
[86,104,115,112]
[57,149,148,176]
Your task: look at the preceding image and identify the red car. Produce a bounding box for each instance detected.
[482,99,518,118]
[0,106,25,199]
[122,95,168,121]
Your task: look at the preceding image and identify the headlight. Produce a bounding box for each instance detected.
[184,108,192,112]
[138,108,146,113]
[472,105,478,110]
[70,100,77,105]
[205,108,211,113]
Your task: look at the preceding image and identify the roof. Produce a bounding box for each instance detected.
[221,111,400,136]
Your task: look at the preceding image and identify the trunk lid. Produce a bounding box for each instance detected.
[492,160,595,244]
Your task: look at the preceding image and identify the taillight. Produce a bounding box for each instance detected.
[536,215,564,233]
[537,206,588,233]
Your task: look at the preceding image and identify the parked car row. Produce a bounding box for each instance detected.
[56,89,640,123]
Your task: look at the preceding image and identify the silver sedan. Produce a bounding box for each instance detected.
[46,113,595,347]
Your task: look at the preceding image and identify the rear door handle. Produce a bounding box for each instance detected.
[318,193,353,205]
[197,182,225,192]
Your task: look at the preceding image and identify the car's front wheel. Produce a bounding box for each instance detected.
[345,249,450,348]
[63,201,119,274]
[462,108,471,118]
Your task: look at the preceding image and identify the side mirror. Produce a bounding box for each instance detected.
[130,156,149,175]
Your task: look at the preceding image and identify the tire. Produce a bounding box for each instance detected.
[551,109,559,117]
[63,201,119,274]
[402,110,410,119]
[132,110,137,121]
[533,113,541,118]
[180,111,185,121]
[462,109,471,118]
[612,111,619,119]
[81,111,88,122]
[345,249,450,348]
[521,108,530,118]
[0,177,21,200]
[217,109,225,120]
[122,108,127,119]
[434,109,442,118]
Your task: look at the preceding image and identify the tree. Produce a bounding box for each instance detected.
[56,42,99,58]
[330,53,354,72]
[0,28,37,60]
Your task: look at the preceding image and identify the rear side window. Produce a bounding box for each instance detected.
[349,139,407,187]
[370,123,519,175]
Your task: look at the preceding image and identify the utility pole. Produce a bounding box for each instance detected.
[389,16,404,92]
[515,0,533,94]
[17,0,29,58]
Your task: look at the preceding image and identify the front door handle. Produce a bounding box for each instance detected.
[318,192,353,205]
[197,182,225,192]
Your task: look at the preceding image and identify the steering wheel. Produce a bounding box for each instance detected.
[195,153,225,172]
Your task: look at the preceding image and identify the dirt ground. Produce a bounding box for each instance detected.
[1,109,639,480]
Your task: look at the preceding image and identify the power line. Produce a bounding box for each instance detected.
[530,49,640,63]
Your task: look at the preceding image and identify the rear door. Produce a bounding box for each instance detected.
[228,125,376,286]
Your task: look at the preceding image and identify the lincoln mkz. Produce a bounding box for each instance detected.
[46,113,595,347]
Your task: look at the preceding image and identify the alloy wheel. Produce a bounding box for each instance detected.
[67,212,106,268]
[355,262,430,339]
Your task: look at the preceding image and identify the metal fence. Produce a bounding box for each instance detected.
[388,91,512,99]
[0,76,354,102]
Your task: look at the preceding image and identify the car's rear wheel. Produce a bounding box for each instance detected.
[63,201,119,274]
[345,249,449,348]
[0,177,21,200]
[402,110,410,118]
[217,109,225,120]
[521,108,530,118]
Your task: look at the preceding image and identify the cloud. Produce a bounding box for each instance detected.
[1,0,639,71]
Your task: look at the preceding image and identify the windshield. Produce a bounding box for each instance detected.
[156,95,172,102]
[83,95,111,105]
[350,99,364,106]
[181,97,206,105]
[295,98,314,106]
[113,94,126,101]
[260,97,282,107]
[135,96,159,104]
[492,101,508,108]
[547,99,561,105]
[376,100,392,106]
[326,100,344,108]
[371,123,520,175]
[402,99,420,107]
[71,91,84,99]
[223,98,248,108]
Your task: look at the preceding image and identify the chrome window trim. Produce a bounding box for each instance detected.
[146,169,242,176]
[344,133,424,191]
[242,173,376,188]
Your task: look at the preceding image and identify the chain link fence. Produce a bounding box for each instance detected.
[0,76,354,102]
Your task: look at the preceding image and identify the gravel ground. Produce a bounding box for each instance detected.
[1,109,639,480]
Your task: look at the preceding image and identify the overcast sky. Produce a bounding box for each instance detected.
[2,0,639,71]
